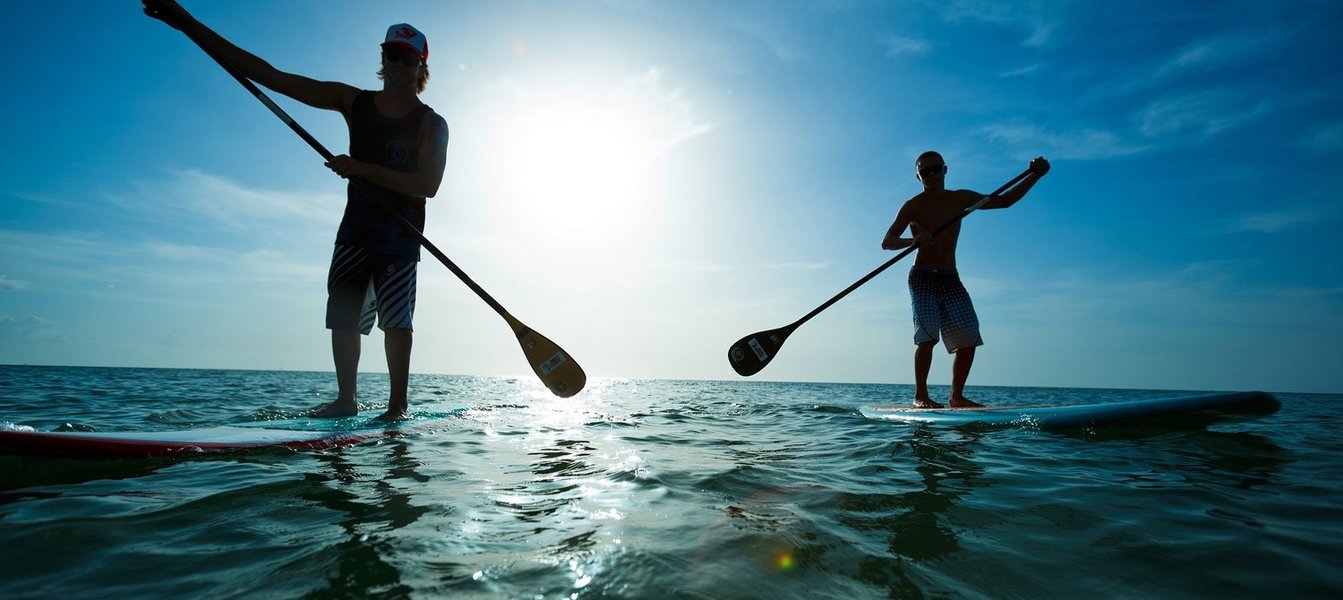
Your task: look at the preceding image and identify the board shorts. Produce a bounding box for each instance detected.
[326,244,417,334]
[908,266,983,353]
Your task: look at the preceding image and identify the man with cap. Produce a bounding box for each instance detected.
[144,1,450,421]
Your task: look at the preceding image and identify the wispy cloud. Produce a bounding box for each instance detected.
[1219,204,1343,234]
[882,34,931,57]
[939,0,1059,47]
[1155,29,1289,77]
[621,67,716,161]
[980,123,1146,160]
[0,315,70,342]
[1304,122,1343,151]
[0,275,26,291]
[0,229,325,298]
[983,261,1343,331]
[1138,89,1274,140]
[765,261,831,272]
[111,169,341,231]
[1078,27,1293,110]
[1000,63,1040,78]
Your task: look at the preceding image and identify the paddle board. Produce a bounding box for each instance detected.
[0,408,464,459]
[859,391,1281,428]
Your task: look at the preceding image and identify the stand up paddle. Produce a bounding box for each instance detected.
[155,8,586,397]
[727,167,1034,376]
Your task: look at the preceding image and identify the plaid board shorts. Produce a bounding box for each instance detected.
[908,266,983,353]
[326,244,417,334]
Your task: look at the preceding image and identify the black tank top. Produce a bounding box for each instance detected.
[335,90,432,260]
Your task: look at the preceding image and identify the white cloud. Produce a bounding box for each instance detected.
[0,228,326,300]
[1000,63,1040,78]
[1156,29,1288,77]
[984,262,1342,333]
[980,123,1146,160]
[1304,122,1343,151]
[1219,204,1343,234]
[882,34,931,57]
[0,275,26,291]
[620,67,716,160]
[764,261,831,272]
[111,169,341,231]
[0,315,69,342]
[939,0,1059,47]
[1139,89,1274,140]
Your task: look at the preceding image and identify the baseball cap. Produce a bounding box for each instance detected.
[382,23,428,62]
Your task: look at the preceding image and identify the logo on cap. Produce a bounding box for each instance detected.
[383,23,428,62]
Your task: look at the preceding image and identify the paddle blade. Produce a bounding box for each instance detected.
[504,314,586,397]
[727,326,793,377]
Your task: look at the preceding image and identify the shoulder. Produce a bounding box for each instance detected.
[343,88,374,113]
[905,191,931,204]
[420,110,449,142]
[951,189,981,206]
[900,191,929,211]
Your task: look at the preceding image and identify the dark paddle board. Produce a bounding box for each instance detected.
[860,391,1281,428]
[1,408,464,459]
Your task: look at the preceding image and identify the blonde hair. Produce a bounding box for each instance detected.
[377,62,430,94]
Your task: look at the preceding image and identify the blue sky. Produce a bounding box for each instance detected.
[2,1,1340,394]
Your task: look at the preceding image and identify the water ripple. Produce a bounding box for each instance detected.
[0,367,1339,598]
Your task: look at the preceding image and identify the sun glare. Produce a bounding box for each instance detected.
[501,96,651,239]
[483,75,707,277]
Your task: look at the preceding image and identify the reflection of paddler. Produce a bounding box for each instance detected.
[882,152,1050,409]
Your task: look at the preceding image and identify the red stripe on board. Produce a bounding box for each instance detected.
[0,430,379,459]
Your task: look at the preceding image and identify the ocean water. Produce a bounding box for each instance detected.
[1,365,1340,599]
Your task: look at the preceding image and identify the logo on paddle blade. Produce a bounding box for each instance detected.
[539,351,566,375]
[730,347,746,363]
[747,338,769,362]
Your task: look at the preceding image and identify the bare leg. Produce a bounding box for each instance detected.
[314,329,361,417]
[949,346,983,408]
[379,328,412,421]
[912,341,943,408]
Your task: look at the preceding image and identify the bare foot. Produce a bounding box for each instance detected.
[948,396,984,408]
[913,397,945,409]
[311,401,358,418]
[375,407,409,422]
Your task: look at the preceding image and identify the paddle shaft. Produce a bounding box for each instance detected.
[175,22,512,319]
[787,167,1034,330]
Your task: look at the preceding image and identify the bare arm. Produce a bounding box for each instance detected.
[882,204,930,250]
[326,113,450,198]
[143,0,358,113]
[981,157,1050,209]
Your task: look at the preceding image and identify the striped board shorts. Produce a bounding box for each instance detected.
[326,244,417,334]
[908,266,983,353]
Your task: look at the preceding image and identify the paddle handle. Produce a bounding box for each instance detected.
[790,167,1035,328]
[174,20,514,320]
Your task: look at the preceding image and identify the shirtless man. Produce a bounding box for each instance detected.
[882,152,1049,408]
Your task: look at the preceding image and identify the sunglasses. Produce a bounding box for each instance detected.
[918,164,947,177]
[382,51,422,67]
